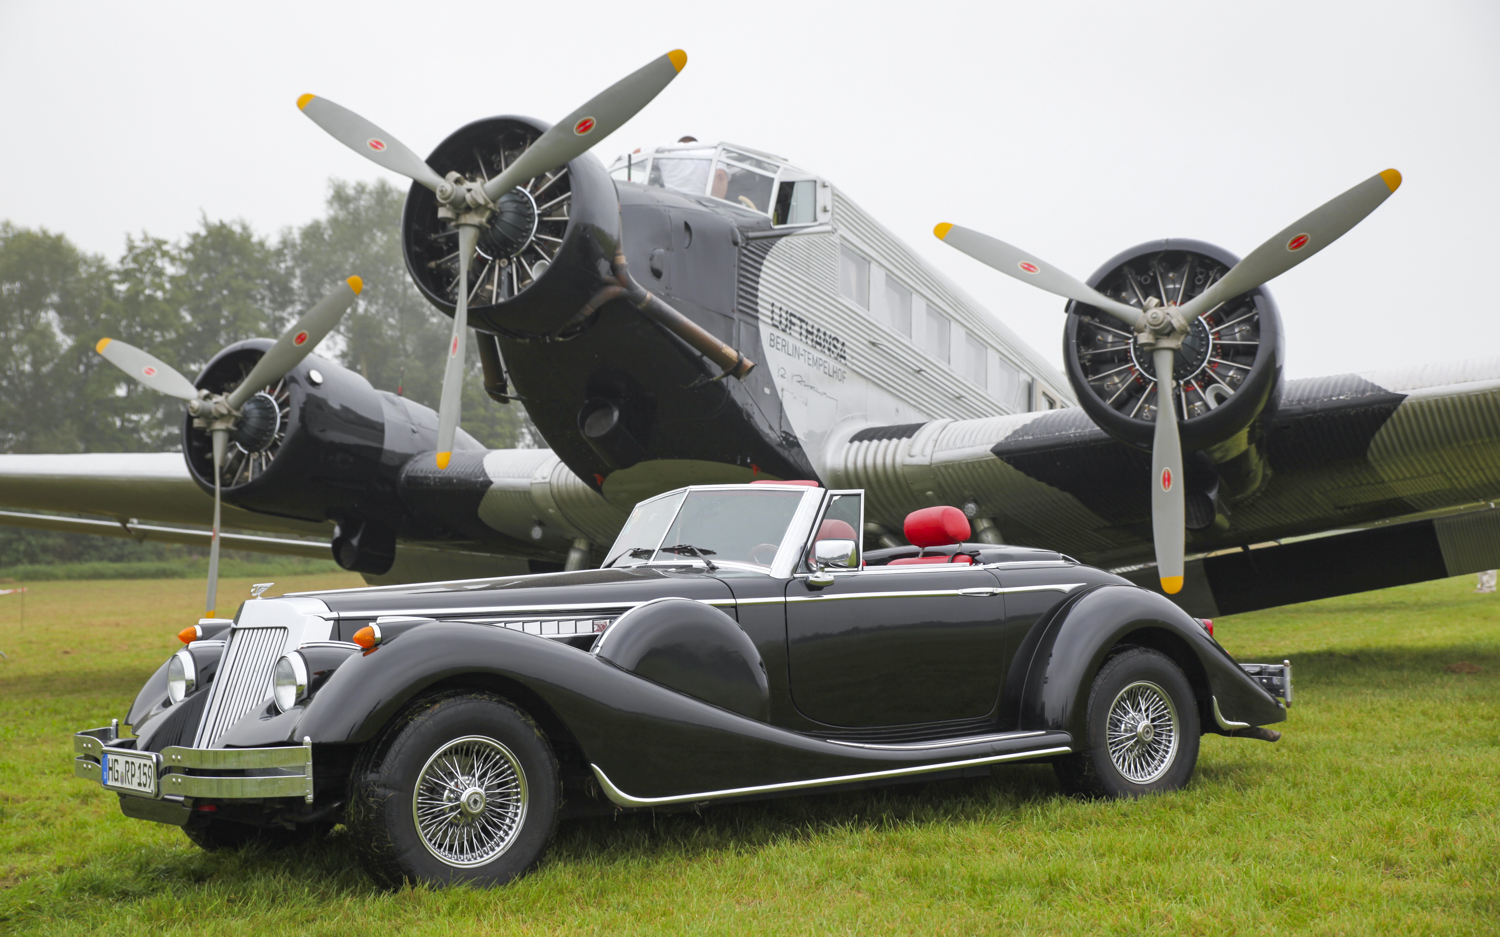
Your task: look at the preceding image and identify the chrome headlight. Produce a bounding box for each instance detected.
[271,652,309,713]
[167,648,197,704]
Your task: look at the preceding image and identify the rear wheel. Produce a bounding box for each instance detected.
[346,691,559,888]
[1055,647,1200,799]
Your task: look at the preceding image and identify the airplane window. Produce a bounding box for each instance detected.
[839,246,870,309]
[885,279,912,337]
[1020,375,1034,410]
[651,157,713,196]
[609,157,650,184]
[714,161,774,213]
[773,179,817,226]
[925,308,951,363]
[964,333,988,390]
[997,359,1021,407]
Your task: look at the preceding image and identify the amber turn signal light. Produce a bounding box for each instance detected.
[352,624,382,649]
[178,625,202,644]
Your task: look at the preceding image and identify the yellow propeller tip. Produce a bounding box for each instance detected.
[95,338,112,354]
[933,223,954,241]
[1380,168,1402,193]
[668,50,688,72]
[297,93,316,110]
[347,275,363,295]
[1160,576,1184,595]
[435,452,451,470]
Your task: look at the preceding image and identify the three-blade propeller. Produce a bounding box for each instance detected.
[299,50,688,468]
[936,169,1402,593]
[95,277,362,616]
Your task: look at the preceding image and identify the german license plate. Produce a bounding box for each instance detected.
[101,750,158,797]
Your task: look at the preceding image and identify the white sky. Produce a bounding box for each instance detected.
[2,0,1496,379]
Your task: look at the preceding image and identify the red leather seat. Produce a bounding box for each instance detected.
[814,519,858,542]
[886,506,973,566]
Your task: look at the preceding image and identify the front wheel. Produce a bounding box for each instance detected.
[346,692,559,888]
[1054,647,1200,799]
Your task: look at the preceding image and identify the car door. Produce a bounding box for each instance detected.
[784,493,1008,727]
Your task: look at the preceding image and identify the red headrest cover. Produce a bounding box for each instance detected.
[751,479,821,487]
[903,506,971,548]
[815,519,858,543]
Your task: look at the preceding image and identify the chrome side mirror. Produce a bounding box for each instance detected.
[809,538,856,585]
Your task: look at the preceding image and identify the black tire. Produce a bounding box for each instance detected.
[1054,647,1201,799]
[183,818,330,852]
[346,691,559,888]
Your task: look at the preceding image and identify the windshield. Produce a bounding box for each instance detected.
[602,491,686,568]
[603,487,807,569]
[649,152,714,196]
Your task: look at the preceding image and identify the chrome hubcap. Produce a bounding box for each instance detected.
[412,735,528,868]
[1106,680,1179,784]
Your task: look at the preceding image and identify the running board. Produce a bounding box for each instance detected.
[590,736,1073,808]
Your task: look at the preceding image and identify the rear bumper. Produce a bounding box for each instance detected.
[73,724,314,805]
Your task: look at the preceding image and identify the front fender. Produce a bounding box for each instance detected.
[1012,585,1285,739]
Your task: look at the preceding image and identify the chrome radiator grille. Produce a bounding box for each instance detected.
[193,626,288,748]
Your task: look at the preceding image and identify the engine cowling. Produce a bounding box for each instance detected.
[181,340,481,572]
[400,116,620,340]
[1063,238,1284,456]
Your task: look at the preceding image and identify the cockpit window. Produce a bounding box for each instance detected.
[774,179,817,226]
[650,150,715,196]
[713,160,775,214]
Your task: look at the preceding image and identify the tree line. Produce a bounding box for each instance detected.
[0,180,535,567]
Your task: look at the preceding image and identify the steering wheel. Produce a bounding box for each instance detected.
[749,542,780,566]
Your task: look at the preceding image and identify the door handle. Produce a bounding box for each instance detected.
[958,588,1001,596]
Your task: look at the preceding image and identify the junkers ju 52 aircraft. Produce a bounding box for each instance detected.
[3,50,1499,619]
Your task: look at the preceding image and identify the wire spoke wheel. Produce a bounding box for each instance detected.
[412,735,529,868]
[1104,680,1180,784]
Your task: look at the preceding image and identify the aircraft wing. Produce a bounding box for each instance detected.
[827,356,1500,614]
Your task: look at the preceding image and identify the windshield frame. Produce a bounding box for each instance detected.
[603,484,827,576]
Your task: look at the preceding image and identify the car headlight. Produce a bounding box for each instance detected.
[167,648,197,704]
[271,652,309,713]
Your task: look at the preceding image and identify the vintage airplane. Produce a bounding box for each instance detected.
[3,49,1498,620]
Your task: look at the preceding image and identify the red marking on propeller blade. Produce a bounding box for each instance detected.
[574,117,596,135]
[1018,261,1040,274]
[1161,467,1173,492]
[142,366,156,377]
[293,331,309,346]
[450,336,459,356]
[367,139,387,152]
[1286,233,1310,251]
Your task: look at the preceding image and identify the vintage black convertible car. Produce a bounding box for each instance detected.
[73,482,1291,887]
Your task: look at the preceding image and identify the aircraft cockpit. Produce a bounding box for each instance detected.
[607,142,825,227]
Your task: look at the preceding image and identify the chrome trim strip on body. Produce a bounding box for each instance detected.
[783,584,1086,603]
[590,745,1073,807]
[825,730,1047,751]
[1212,697,1251,730]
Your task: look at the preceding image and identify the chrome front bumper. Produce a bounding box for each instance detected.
[73,725,314,803]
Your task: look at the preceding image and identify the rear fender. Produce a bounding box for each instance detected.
[1011,585,1285,739]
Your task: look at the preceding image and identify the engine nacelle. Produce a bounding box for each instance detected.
[400,116,621,340]
[1063,239,1284,456]
[182,340,481,572]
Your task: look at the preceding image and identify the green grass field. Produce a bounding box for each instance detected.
[0,573,1496,935]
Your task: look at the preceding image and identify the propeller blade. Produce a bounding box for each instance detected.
[205,427,227,617]
[1150,347,1185,595]
[482,50,688,203]
[227,276,363,410]
[1179,169,1402,321]
[435,225,480,469]
[95,338,199,401]
[297,94,449,193]
[934,224,1144,328]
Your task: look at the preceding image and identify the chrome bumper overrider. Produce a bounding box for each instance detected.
[73,725,314,803]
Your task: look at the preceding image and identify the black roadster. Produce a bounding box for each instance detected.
[73,482,1290,887]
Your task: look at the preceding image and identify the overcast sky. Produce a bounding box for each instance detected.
[2,0,1496,379]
